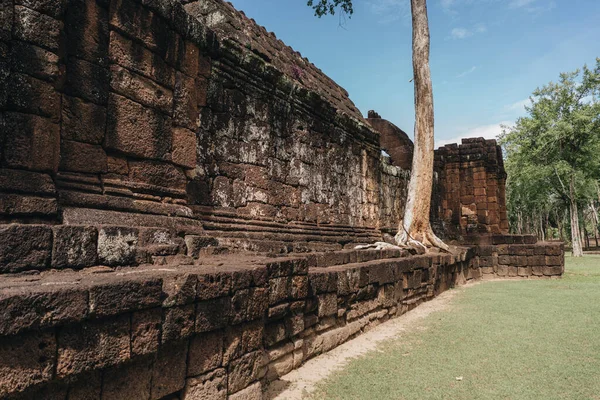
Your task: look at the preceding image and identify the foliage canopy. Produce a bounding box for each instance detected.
[307,0,354,17]
[500,58,600,253]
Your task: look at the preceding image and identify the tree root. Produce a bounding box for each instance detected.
[355,227,449,254]
[354,242,404,251]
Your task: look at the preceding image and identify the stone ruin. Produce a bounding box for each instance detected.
[0,0,564,398]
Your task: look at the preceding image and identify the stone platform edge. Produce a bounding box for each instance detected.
[0,237,564,399]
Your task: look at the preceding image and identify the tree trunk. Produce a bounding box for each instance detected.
[539,213,545,241]
[569,176,584,257]
[557,209,564,241]
[395,0,447,251]
[590,200,599,248]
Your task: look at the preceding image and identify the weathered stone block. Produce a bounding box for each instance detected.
[61,95,107,144]
[285,313,305,337]
[269,276,291,306]
[128,160,187,191]
[546,244,564,256]
[223,321,263,365]
[264,321,287,347]
[13,5,62,51]
[543,266,563,276]
[227,350,267,394]
[109,0,177,56]
[2,112,60,172]
[0,330,56,398]
[7,73,60,120]
[108,30,175,88]
[15,0,66,18]
[109,64,173,114]
[182,368,227,400]
[231,287,268,324]
[228,382,262,400]
[0,287,88,335]
[309,271,337,295]
[88,276,162,317]
[57,315,130,377]
[150,341,188,399]
[177,39,199,77]
[105,94,172,160]
[517,266,532,276]
[102,356,153,400]
[10,41,61,82]
[97,226,138,266]
[496,265,508,277]
[162,304,195,342]
[64,0,109,64]
[0,224,52,273]
[532,266,544,276]
[162,273,198,307]
[173,71,199,130]
[546,255,563,266]
[188,330,224,377]
[131,308,161,356]
[52,225,98,269]
[0,168,55,195]
[317,293,337,317]
[64,57,109,105]
[292,275,309,299]
[196,296,231,333]
[138,227,183,257]
[172,126,197,168]
[527,255,545,266]
[107,155,129,174]
[67,371,102,400]
[60,140,108,174]
[185,235,219,259]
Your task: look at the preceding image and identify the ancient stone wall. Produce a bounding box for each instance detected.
[367,110,414,170]
[0,0,411,254]
[0,248,468,399]
[433,138,510,239]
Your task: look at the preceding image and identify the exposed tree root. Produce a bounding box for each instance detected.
[355,242,404,251]
[355,225,449,254]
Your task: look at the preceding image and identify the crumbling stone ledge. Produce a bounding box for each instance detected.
[0,239,563,399]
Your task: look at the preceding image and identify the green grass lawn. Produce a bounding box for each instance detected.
[313,255,600,400]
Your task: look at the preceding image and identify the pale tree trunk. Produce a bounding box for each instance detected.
[590,200,599,247]
[395,0,447,252]
[539,213,545,241]
[569,176,584,257]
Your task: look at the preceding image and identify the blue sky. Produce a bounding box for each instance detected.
[228,0,600,147]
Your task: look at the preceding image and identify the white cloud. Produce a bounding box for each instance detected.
[456,65,477,78]
[369,0,410,24]
[440,0,458,14]
[451,27,472,39]
[441,0,456,9]
[505,98,531,112]
[449,23,486,40]
[509,0,536,8]
[435,121,513,148]
[508,0,556,13]
[475,23,487,33]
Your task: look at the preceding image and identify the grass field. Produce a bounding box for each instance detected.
[313,255,600,400]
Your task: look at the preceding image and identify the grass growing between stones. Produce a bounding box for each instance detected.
[313,255,600,400]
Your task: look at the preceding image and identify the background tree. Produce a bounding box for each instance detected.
[308,0,448,252]
[501,59,600,256]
